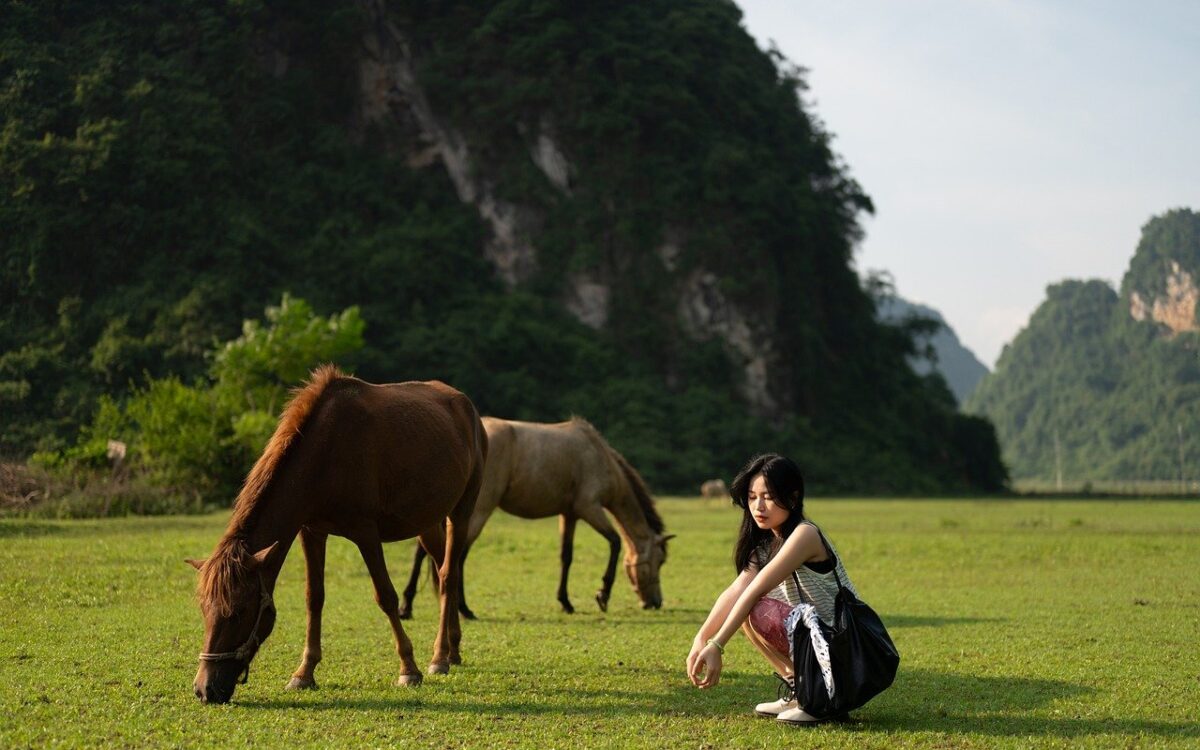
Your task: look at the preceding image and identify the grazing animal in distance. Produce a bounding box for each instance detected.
[700,478,728,498]
[187,365,486,704]
[400,416,673,618]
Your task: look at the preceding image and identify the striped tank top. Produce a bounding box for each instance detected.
[753,522,858,625]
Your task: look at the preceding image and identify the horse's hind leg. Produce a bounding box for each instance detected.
[288,527,327,690]
[422,518,472,672]
[355,532,423,686]
[576,503,621,612]
[417,523,453,672]
[556,513,578,614]
[399,542,427,620]
[419,526,475,622]
[428,473,478,673]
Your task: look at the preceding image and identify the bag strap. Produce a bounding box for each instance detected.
[810,525,846,593]
[790,570,804,602]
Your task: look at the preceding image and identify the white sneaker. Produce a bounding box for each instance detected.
[754,673,796,717]
[777,706,823,725]
[754,696,798,717]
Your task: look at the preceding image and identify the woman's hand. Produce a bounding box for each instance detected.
[688,642,723,689]
[685,639,705,680]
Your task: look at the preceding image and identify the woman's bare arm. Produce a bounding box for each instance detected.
[689,525,825,688]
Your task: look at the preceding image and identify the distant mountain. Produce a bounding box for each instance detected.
[966,208,1200,481]
[877,297,990,405]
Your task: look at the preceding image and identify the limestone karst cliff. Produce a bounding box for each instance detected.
[0,0,1006,492]
[968,208,1200,482]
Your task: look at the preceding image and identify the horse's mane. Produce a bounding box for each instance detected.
[570,417,665,534]
[198,364,346,614]
[611,449,665,534]
[197,537,252,617]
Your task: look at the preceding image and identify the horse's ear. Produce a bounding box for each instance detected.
[251,541,281,568]
[185,558,205,571]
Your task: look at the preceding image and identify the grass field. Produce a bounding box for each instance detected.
[1,497,1198,748]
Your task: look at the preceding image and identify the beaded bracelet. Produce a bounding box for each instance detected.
[706,638,725,654]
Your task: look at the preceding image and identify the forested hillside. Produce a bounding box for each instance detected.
[967,209,1200,482]
[1,0,1006,496]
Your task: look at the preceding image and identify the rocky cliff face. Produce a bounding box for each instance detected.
[1128,261,1199,335]
[356,1,540,287]
[351,0,787,414]
[967,208,1200,482]
[1121,208,1200,337]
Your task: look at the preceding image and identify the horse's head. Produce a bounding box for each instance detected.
[187,541,279,704]
[625,533,675,609]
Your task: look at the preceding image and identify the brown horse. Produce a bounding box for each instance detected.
[400,416,672,619]
[186,365,486,704]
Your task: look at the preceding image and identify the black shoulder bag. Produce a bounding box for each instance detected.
[790,529,899,718]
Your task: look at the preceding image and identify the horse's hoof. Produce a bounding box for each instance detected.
[560,601,575,615]
[427,662,450,675]
[286,676,317,691]
[396,673,423,687]
[595,592,609,613]
[449,653,462,666]
[460,607,477,621]
[398,607,412,621]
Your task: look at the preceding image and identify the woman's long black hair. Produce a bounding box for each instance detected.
[729,453,806,572]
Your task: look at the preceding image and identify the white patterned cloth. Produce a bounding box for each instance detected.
[784,601,835,699]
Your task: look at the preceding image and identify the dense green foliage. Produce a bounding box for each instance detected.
[967,209,1200,481]
[1,0,1005,496]
[30,294,365,503]
[2,499,1198,747]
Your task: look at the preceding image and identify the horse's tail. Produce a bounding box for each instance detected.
[571,417,665,534]
[227,364,346,525]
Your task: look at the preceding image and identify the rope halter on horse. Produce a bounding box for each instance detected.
[197,573,273,684]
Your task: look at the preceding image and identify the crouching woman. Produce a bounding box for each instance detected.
[686,453,859,725]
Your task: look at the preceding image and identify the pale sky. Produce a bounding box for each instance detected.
[736,0,1200,367]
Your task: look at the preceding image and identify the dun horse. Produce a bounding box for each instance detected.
[400,417,673,619]
[187,365,486,704]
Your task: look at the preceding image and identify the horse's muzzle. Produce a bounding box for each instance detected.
[194,679,235,704]
[192,672,236,705]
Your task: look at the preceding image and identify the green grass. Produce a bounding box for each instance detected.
[1,498,1198,748]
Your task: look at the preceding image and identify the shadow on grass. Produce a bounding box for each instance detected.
[474,611,996,629]
[0,521,64,538]
[840,668,1196,741]
[234,667,1195,742]
[882,614,1002,628]
[478,611,701,626]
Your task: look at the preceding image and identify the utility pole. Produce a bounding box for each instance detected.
[1178,423,1186,495]
[1054,429,1063,492]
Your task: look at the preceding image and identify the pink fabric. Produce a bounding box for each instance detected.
[749,596,793,656]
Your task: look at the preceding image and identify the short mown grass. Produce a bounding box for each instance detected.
[1,498,1197,748]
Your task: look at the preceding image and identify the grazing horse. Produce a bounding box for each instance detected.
[187,365,486,704]
[699,479,727,498]
[400,416,673,619]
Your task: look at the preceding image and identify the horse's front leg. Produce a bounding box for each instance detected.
[287,527,327,690]
[578,505,621,612]
[355,532,423,686]
[556,513,578,614]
